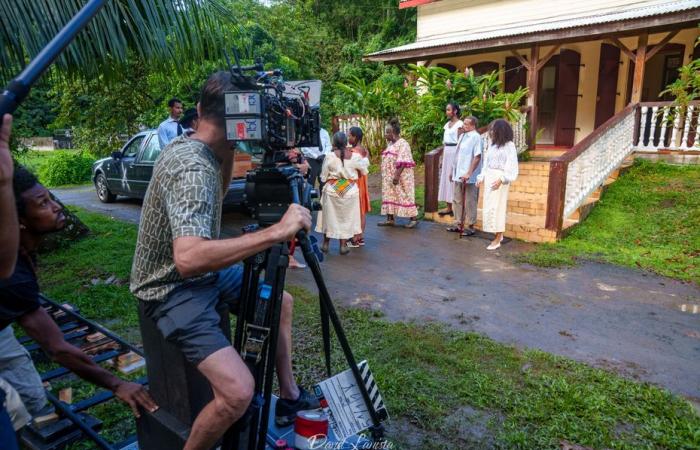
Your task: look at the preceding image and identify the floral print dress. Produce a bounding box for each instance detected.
[380,138,418,218]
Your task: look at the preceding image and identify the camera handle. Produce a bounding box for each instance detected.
[0,0,107,123]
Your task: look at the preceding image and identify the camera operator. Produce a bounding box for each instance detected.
[300,126,331,190]
[0,167,158,430]
[0,114,18,278]
[130,71,319,450]
[0,113,20,449]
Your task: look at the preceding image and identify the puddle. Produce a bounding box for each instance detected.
[679,304,699,314]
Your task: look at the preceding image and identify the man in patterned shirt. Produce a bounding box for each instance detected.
[130,71,315,450]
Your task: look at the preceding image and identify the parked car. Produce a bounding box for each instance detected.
[91,130,249,208]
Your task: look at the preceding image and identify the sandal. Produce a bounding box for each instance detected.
[404,220,419,229]
[321,241,329,253]
[460,228,476,237]
[377,220,395,227]
[446,226,462,233]
[339,247,350,255]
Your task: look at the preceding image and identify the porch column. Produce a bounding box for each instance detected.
[527,44,540,149]
[630,33,648,103]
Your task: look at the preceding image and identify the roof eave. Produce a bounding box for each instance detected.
[364,9,700,64]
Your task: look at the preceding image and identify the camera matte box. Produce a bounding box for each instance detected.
[224,92,262,115]
[226,117,264,141]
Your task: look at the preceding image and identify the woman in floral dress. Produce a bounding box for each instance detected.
[378,118,418,228]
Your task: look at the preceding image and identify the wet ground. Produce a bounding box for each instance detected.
[54,185,700,402]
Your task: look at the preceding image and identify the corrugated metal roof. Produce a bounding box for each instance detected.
[369,0,700,57]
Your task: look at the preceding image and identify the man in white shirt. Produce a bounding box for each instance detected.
[157,98,184,149]
[451,116,482,237]
[300,127,331,190]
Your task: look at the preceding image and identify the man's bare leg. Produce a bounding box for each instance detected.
[275,291,300,400]
[184,347,255,450]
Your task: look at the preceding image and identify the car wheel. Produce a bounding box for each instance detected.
[95,173,116,203]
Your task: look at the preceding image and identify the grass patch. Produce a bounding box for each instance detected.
[14,149,94,187]
[518,160,700,284]
[37,208,700,449]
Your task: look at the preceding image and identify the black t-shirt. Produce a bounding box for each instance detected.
[0,253,40,331]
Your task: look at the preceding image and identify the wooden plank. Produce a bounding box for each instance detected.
[505,56,527,93]
[509,50,530,69]
[423,146,443,214]
[645,29,681,62]
[594,43,621,129]
[554,49,581,147]
[631,33,648,104]
[528,45,540,149]
[544,160,568,233]
[607,37,636,61]
[535,44,561,71]
[365,12,700,63]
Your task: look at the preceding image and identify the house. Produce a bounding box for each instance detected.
[364,0,700,242]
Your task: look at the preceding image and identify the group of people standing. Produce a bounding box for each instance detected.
[437,103,519,250]
[314,127,371,254]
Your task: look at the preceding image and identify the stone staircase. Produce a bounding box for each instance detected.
[430,152,634,243]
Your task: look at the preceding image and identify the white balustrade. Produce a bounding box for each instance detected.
[563,109,636,219]
[633,103,700,152]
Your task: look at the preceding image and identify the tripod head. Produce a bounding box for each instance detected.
[245,158,320,228]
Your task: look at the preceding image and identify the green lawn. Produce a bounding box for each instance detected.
[36,208,700,449]
[517,160,700,284]
[14,149,94,187]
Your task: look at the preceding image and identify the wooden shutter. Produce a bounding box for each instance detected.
[471,61,499,77]
[554,49,581,147]
[505,56,527,93]
[594,43,621,129]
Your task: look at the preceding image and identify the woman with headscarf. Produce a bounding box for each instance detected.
[347,126,371,247]
[437,102,464,217]
[476,119,519,250]
[315,132,369,255]
[378,118,418,229]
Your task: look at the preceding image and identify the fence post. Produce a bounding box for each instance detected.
[544,159,568,234]
[424,146,443,216]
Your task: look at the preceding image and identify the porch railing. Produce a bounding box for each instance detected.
[546,101,700,234]
[633,101,700,152]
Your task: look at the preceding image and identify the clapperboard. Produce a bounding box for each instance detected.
[314,361,389,440]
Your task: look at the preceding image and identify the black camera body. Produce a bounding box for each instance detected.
[224,59,321,224]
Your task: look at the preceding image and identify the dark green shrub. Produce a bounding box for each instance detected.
[38,151,95,187]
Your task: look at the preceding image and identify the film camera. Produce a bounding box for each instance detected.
[224,57,322,226]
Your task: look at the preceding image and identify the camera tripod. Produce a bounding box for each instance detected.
[221,174,386,450]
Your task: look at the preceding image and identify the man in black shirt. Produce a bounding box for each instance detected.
[0,167,157,423]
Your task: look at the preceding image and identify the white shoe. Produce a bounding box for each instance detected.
[487,236,503,250]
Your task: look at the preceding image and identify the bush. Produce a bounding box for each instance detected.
[38,151,95,187]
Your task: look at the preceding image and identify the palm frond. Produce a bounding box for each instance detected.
[0,0,239,83]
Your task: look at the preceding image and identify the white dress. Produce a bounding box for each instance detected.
[438,120,464,203]
[315,152,370,239]
[477,141,519,233]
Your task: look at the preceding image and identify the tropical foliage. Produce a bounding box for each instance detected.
[336,65,528,159]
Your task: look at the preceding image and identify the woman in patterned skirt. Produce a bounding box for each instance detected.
[378,118,418,228]
[316,132,370,255]
[347,126,371,247]
[476,119,519,250]
[437,102,464,217]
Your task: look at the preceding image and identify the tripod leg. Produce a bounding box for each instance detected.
[319,297,332,378]
[296,232,385,439]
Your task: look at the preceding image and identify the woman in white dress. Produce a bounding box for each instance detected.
[437,102,464,217]
[316,132,370,255]
[476,119,519,250]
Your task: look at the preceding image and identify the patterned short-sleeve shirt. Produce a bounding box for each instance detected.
[130,135,223,302]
